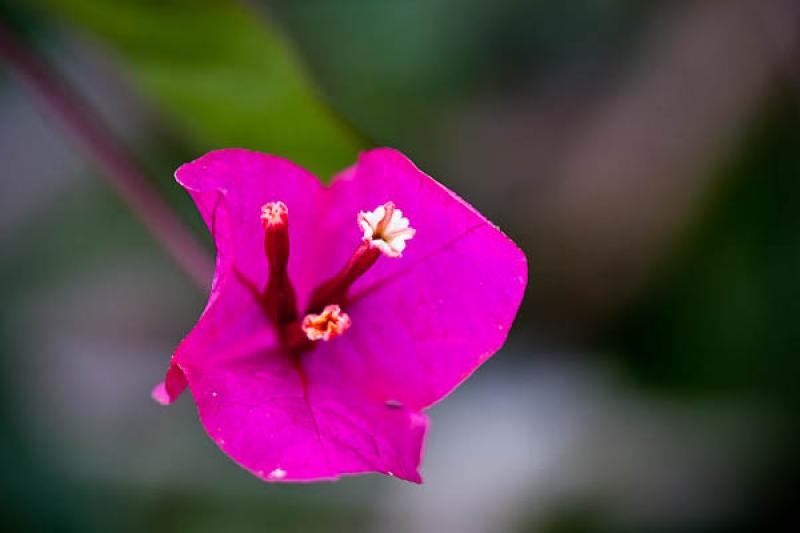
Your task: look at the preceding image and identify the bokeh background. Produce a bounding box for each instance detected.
[2,0,799,531]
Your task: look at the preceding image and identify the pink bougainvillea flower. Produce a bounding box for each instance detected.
[153,148,527,483]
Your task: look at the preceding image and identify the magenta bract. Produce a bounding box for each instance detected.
[153,148,527,483]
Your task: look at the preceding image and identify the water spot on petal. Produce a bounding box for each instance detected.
[269,467,287,479]
[210,391,219,398]
[385,400,403,409]
[387,471,394,477]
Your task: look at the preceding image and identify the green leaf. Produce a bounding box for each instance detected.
[37,0,365,178]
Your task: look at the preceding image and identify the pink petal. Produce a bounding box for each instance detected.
[157,147,525,482]
[154,149,327,402]
[150,382,170,404]
[313,148,527,409]
[151,362,188,405]
[186,333,428,482]
[174,148,328,303]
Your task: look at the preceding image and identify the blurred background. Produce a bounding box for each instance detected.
[1,0,799,531]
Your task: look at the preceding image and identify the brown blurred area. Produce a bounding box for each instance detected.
[440,0,800,331]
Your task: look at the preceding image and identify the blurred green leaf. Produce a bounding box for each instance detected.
[37,0,365,178]
[270,0,653,149]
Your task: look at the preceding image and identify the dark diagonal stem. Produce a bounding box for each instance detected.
[0,21,213,289]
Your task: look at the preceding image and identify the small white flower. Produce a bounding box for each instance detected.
[358,202,416,258]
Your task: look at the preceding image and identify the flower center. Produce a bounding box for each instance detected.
[358,201,416,258]
[258,201,414,351]
[301,305,352,341]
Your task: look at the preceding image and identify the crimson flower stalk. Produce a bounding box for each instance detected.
[153,148,527,483]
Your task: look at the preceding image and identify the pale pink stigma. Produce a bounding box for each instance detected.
[358,202,415,258]
[302,305,352,342]
[261,201,288,228]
